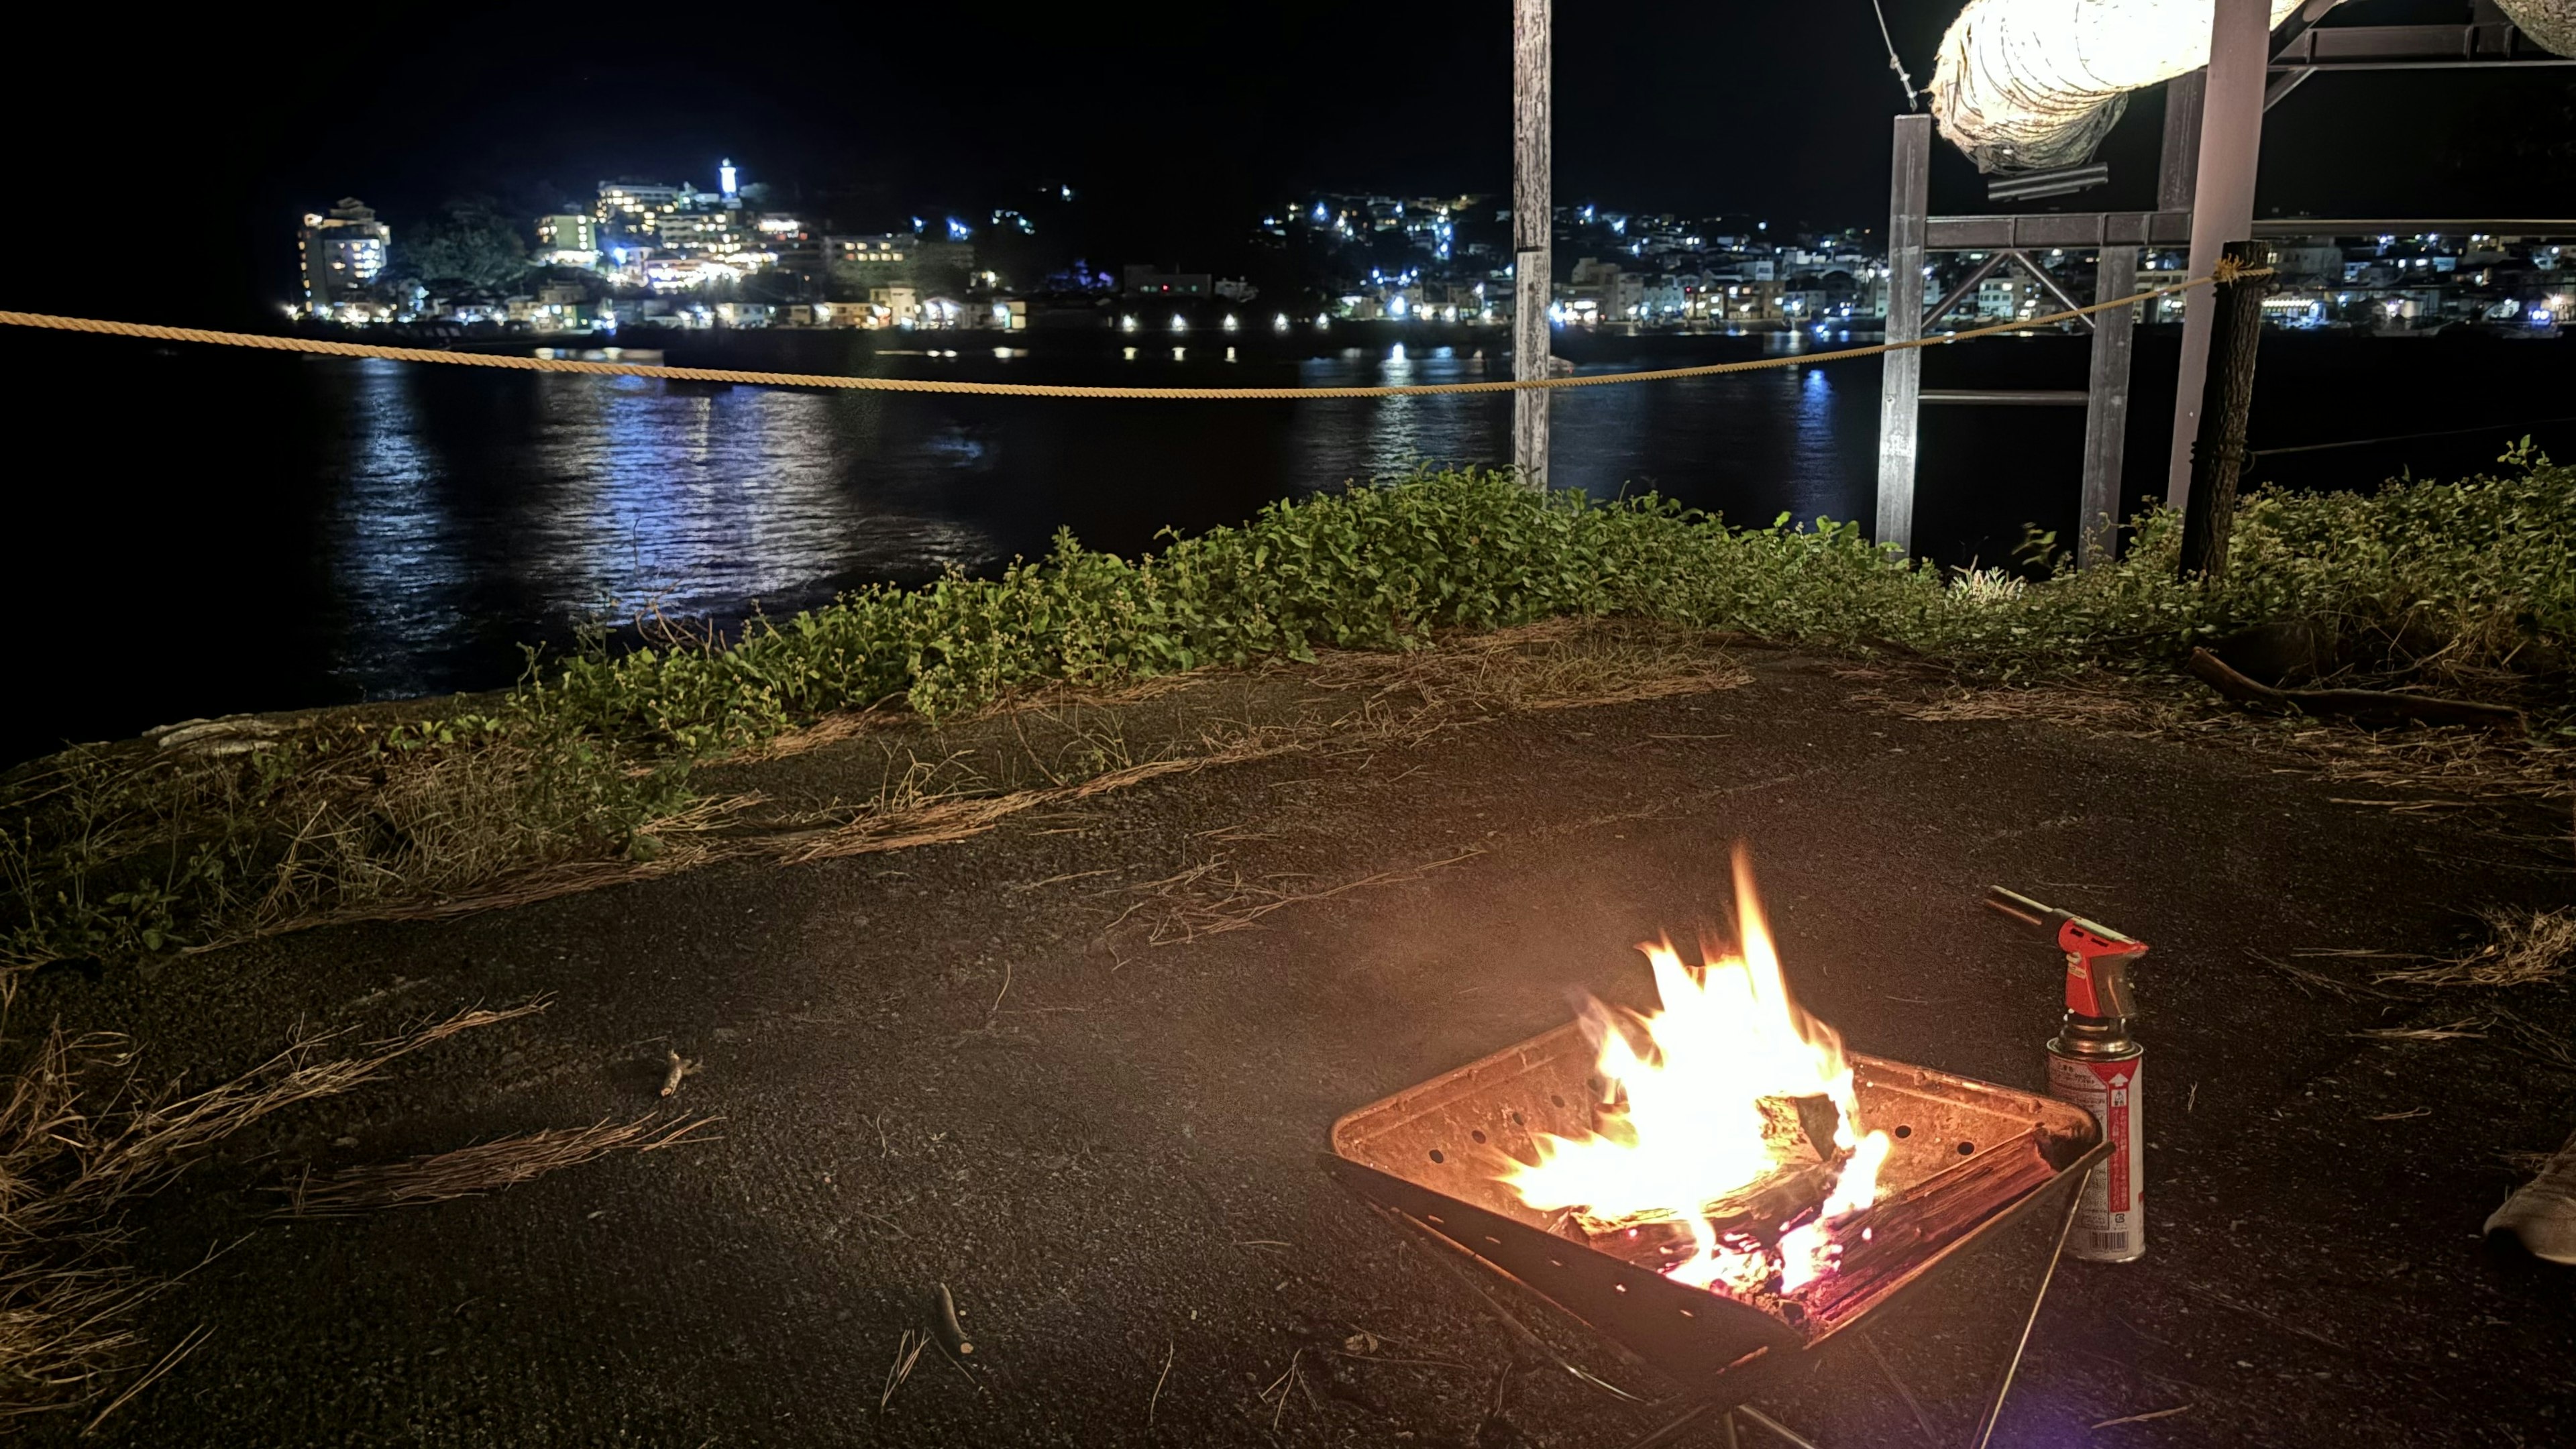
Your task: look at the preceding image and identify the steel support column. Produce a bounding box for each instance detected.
[1876,113,1931,554]
[2158,72,2204,214]
[2078,246,2139,568]
[2165,0,2271,511]
[1511,0,1551,487]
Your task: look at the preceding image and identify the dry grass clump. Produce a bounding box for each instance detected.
[2352,1019,2491,1042]
[1,723,692,973]
[1106,847,1486,950]
[0,1000,541,1425]
[277,1114,719,1218]
[2375,908,2576,990]
[1304,617,1752,716]
[760,619,1748,868]
[5,616,1748,981]
[1854,669,2576,807]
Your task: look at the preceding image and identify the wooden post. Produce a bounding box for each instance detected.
[2163,0,2270,511]
[2077,246,2137,568]
[1876,113,1930,555]
[1511,0,1551,488]
[2177,239,2267,580]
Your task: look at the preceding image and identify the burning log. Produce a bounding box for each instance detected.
[1501,855,1894,1311]
[1572,1159,1844,1267]
[1570,1096,1847,1237]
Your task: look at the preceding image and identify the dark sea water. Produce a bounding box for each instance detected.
[5,325,2571,765]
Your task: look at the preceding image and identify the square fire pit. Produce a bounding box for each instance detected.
[1328,1020,2106,1393]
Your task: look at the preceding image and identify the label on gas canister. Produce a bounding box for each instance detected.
[2048,1050,2144,1262]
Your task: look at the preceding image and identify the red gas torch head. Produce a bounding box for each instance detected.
[1985,888,2147,1022]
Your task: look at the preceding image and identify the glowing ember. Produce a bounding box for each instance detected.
[1499,849,1892,1299]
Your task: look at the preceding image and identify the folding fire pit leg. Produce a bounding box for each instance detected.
[1615,1165,2090,1449]
[1968,1176,2088,1449]
[1622,1395,1827,1449]
[1354,1199,1666,1409]
[1624,1401,1822,1449]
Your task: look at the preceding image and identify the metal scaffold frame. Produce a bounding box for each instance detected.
[1875,0,2576,566]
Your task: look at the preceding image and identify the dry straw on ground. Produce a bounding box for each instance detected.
[757,620,1749,868]
[26,619,1748,950]
[1850,669,2576,808]
[0,999,544,1426]
[1105,848,1487,950]
[2373,908,2576,991]
[276,1114,720,1217]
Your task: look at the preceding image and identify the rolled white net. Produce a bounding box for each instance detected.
[1930,0,2302,174]
[2498,0,2576,58]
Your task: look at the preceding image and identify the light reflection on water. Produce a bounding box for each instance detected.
[13,324,2566,765]
[1279,337,1860,516]
[315,360,998,694]
[296,337,1874,701]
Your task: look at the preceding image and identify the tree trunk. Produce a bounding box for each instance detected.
[2177,239,2267,581]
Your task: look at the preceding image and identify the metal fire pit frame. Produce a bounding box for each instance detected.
[1326,1020,2108,1446]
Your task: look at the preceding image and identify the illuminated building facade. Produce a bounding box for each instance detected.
[659,212,751,256]
[825,234,974,296]
[596,180,684,238]
[299,198,390,313]
[535,213,600,268]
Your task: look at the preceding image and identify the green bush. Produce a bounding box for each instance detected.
[515,451,2573,754]
[9,451,2569,971]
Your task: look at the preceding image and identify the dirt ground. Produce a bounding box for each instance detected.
[17,645,2575,1448]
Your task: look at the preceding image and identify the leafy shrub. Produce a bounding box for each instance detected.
[9,451,2569,971]
[518,450,2572,753]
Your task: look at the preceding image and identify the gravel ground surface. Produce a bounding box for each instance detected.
[19,650,2574,1448]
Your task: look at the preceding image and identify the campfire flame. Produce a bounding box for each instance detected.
[1499,850,1891,1299]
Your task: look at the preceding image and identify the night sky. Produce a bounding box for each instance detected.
[11,0,2573,324]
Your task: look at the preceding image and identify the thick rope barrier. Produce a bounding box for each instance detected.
[0,271,2246,400]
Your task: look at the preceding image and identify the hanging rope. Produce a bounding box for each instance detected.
[0,272,2238,401]
[1869,0,1923,112]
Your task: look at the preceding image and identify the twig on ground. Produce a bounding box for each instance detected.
[78,1322,211,1438]
[1260,1348,1305,1432]
[1147,1340,1174,1428]
[659,1048,694,1097]
[1115,847,1484,948]
[880,1329,926,1410]
[1337,1352,1477,1370]
[1861,1330,1941,1447]
[2176,1283,2349,1353]
[2187,648,2524,733]
[2091,1404,2191,1430]
[934,1283,973,1356]
[2493,1006,2576,1072]
[931,1338,982,1393]
[2353,1019,2489,1043]
[1008,869,1117,894]
[2248,952,2410,1002]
